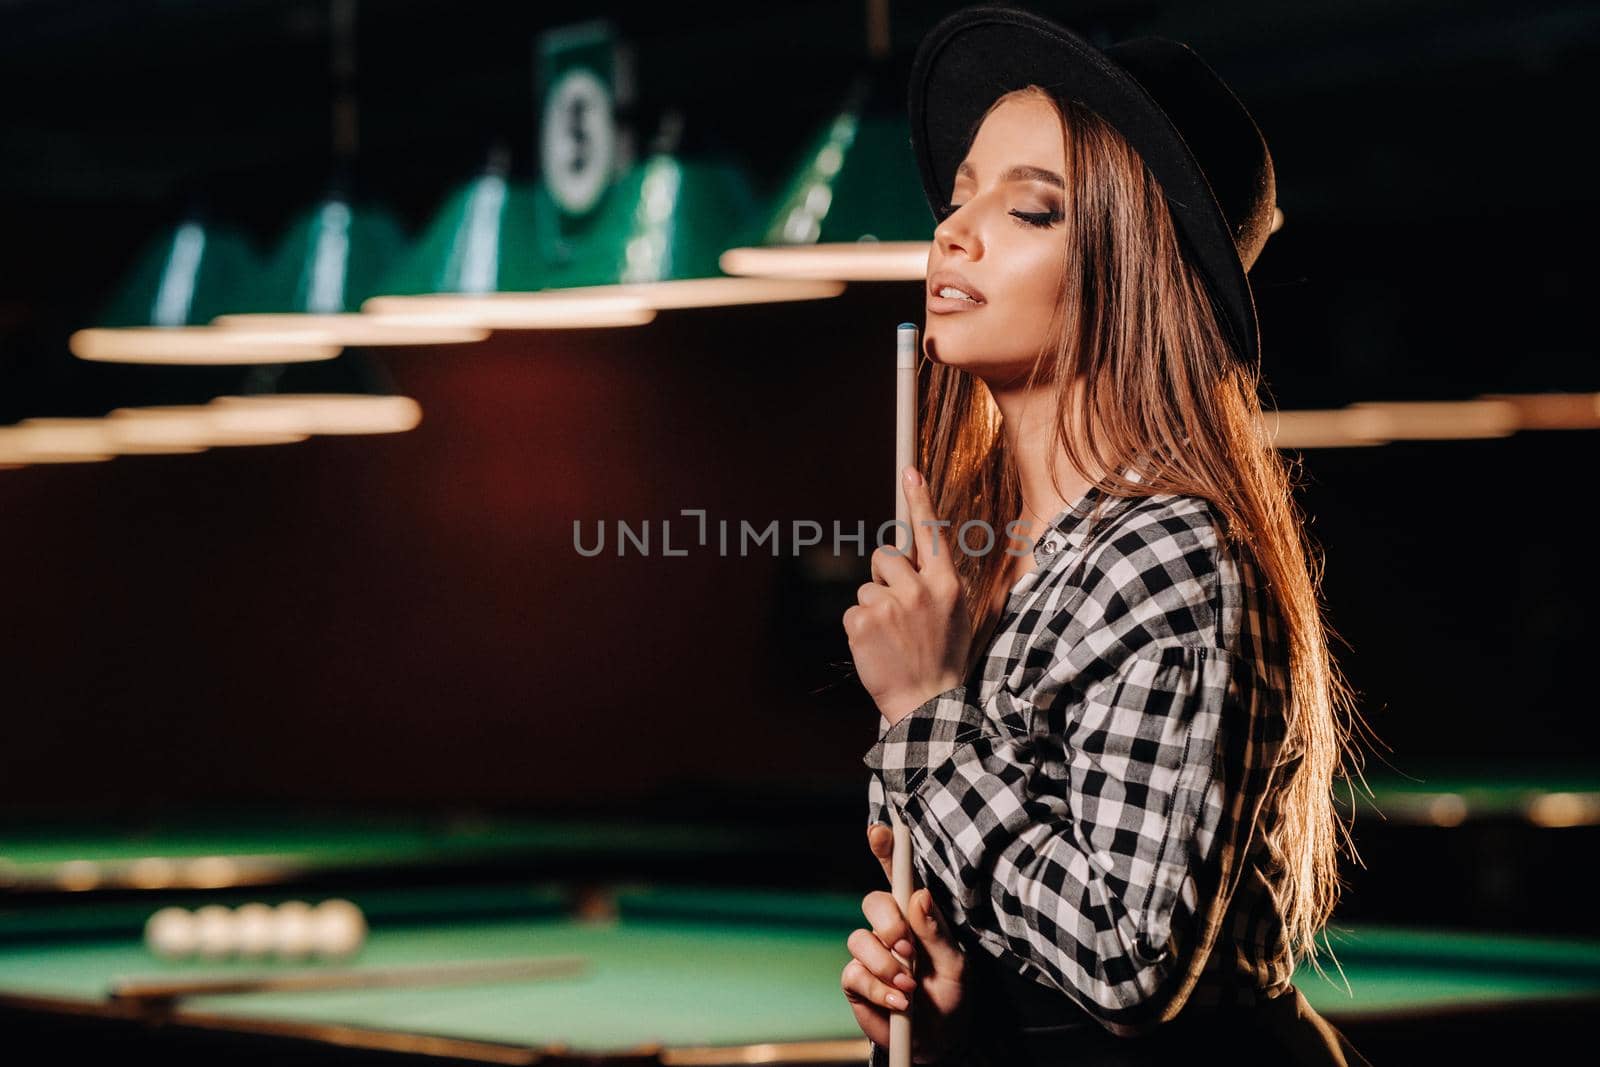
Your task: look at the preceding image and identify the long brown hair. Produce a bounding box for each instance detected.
[923,85,1372,967]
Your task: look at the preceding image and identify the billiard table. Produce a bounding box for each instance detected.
[2,881,1598,1065]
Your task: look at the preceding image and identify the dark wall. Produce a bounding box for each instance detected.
[0,286,922,812]
[4,282,1597,814]
[1290,431,1600,772]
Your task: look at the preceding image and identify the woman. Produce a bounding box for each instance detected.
[838,7,1372,1065]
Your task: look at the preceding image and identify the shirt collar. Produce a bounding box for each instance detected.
[1030,465,1146,565]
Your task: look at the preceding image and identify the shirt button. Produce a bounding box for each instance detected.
[1133,933,1168,964]
[1042,537,1061,554]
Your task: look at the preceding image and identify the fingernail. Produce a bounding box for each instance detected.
[894,939,914,958]
[887,991,907,1010]
[903,466,923,486]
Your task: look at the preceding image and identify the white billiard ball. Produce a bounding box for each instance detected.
[272,900,316,959]
[234,902,276,959]
[144,907,197,960]
[310,899,367,959]
[193,904,237,960]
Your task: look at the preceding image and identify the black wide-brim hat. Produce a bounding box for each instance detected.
[909,4,1276,370]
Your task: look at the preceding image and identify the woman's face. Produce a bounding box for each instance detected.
[924,93,1069,384]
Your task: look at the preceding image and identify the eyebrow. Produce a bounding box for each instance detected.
[955,161,1065,190]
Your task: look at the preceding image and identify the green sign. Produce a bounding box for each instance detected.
[535,20,631,267]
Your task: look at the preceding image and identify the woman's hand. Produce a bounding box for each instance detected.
[844,467,974,727]
[842,825,969,1062]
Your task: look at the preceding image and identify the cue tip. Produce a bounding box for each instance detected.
[896,324,919,369]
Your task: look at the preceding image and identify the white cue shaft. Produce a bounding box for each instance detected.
[889,322,919,1067]
[109,955,589,1003]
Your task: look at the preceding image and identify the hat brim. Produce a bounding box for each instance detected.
[908,5,1259,369]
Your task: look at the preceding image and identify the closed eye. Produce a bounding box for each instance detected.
[1011,209,1062,229]
[936,203,1063,228]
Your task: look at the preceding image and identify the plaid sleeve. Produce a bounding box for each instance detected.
[867,716,891,829]
[862,511,1265,1035]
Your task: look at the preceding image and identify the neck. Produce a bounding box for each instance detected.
[988,373,1098,539]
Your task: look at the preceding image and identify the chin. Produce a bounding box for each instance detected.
[923,320,980,367]
[925,329,1044,387]
[924,321,995,367]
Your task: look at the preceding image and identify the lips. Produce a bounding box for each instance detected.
[927,270,987,313]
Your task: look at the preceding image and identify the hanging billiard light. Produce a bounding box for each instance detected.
[212,194,489,347]
[0,419,120,465]
[0,345,312,465]
[362,150,656,330]
[523,142,845,311]
[67,218,342,365]
[364,16,652,328]
[215,4,487,348]
[203,350,421,437]
[719,67,931,282]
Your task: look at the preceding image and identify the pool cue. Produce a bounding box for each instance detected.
[109,955,588,1004]
[888,321,919,1067]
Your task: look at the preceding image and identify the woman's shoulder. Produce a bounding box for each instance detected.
[1091,489,1227,553]
[1070,490,1258,653]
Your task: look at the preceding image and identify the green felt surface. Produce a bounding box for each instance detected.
[1353,766,1600,820]
[1365,777,1600,798]
[2,888,1599,1052]
[0,819,756,877]
[1300,923,1600,1013]
[0,901,862,1048]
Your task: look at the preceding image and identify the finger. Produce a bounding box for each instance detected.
[855,581,892,608]
[841,604,861,640]
[910,888,965,976]
[862,891,911,954]
[902,467,954,576]
[843,993,889,1049]
[870,544,918,589]
[840,961,891,1047]
[867,824,894,883]
[847,928,917,992]
[841,958,910,1014]
[879,517,916,573]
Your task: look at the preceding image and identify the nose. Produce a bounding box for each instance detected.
[933,203,981,262]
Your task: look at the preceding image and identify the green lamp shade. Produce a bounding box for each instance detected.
[531,154,843,309]
[275,197,407,314]
[721,110,932,282]
[212,197,487,347]
[543,155,755,286]
[99,220,255,328]
[363,171,654,328]
[375,173,546,297]
[69,220,341,365]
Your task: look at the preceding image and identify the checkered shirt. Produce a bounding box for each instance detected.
[863,472,1300,1064]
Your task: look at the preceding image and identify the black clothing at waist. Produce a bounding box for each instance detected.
[959,947,1372,1067]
